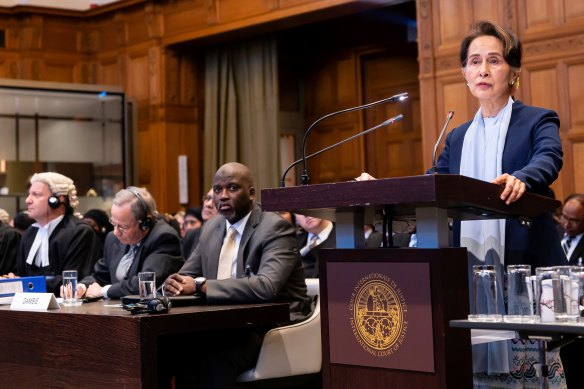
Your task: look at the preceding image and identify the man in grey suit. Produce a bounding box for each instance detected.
[164,162,311,388]
[78,187,183,299]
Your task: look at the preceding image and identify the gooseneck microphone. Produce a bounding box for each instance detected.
[280,114,404,187]
[431,110,454,174]
[299,92,409,185]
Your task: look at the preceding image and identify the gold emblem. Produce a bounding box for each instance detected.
[349,273,408,357]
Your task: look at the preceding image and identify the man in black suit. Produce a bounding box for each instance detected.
[163,162,311,388]
[560,193,584,265]
[558,193,584,388]
[78,187,183,299]
[14,172,102,295]
[296,214,335,278]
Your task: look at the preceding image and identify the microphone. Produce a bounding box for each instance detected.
[280,114,404,187]
[299,92,408,185]
[431,110,454,174]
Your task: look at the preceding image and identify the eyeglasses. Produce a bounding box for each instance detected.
[109,218,136,233]
[202,194,213,203]
[560,214,583,225]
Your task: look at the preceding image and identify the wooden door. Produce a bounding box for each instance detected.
[361,52,422,178]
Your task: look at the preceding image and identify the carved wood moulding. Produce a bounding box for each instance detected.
[523,33,584,60]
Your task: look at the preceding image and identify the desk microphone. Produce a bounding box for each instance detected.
[280,114,404,187]
[431,110,454,174]
[298,92,408,186]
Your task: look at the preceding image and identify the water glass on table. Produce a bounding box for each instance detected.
[535,267,559,322]
[62,270,82,307]
[138,272,156,300]
[504,264,539,323]
[468,264,502,322]
[569,266,584,322]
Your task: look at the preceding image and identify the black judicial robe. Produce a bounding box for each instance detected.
[0,222,20,275]
[16,213,102,295]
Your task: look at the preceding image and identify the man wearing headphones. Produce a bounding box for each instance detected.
[78,187,184,299]
[14,172,102,295]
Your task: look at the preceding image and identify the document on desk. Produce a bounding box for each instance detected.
[471,329,516,345]
[0,276,46,304]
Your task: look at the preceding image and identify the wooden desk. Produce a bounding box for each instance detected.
[0,300,289,388]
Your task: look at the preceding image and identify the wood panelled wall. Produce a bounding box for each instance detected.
[0,0,396,212]
[418,0,584,201]
[0,0,582,211]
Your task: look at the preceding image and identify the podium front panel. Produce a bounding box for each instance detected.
[326,261,434,372]
[319,248,472,389]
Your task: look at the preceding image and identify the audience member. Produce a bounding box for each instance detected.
[364,224,382,248]
[82,208,113,245]
[276,211,296,226]
[558,193,584,388]
[78,187,183,299]
[174,210,186,237]
[183,207,203,233]
[295,214,335,278]
[0,217,20,275]
[163,162,311,388]
[14,172,102,295]
[156,212,181,236]
[0,208,9,225]
[12,211,35,235]
[182,189,219,258]
[559,193,584,265]
[201,188,219,222]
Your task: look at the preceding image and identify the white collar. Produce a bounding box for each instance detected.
[308,222,333,244]
[226,211,252,237]
[26,214,65,267]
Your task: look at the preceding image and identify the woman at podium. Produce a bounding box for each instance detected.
[359,20,566,388]
[430,20,566,389]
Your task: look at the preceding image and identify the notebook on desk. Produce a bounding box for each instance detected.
[121,294,204,307]
[0,276,46,304]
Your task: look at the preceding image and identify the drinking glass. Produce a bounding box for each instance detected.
[504,264,539,323]
[62,270,82,307]
[468,265,502,322]
[138,272,156,300]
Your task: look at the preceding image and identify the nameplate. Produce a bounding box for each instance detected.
[10,292,60,311]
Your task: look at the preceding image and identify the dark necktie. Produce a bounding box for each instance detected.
[563,236,573,256]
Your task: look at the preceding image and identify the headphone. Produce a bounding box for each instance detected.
[48,194,61,209]
[147,296,171,313]
[127,188,154,231]
[122,296,171,314]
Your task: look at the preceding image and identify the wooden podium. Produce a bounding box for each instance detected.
[261,174,560,389]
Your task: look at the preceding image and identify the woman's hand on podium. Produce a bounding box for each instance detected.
[491,173,526,205]
[354,172,376,181]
